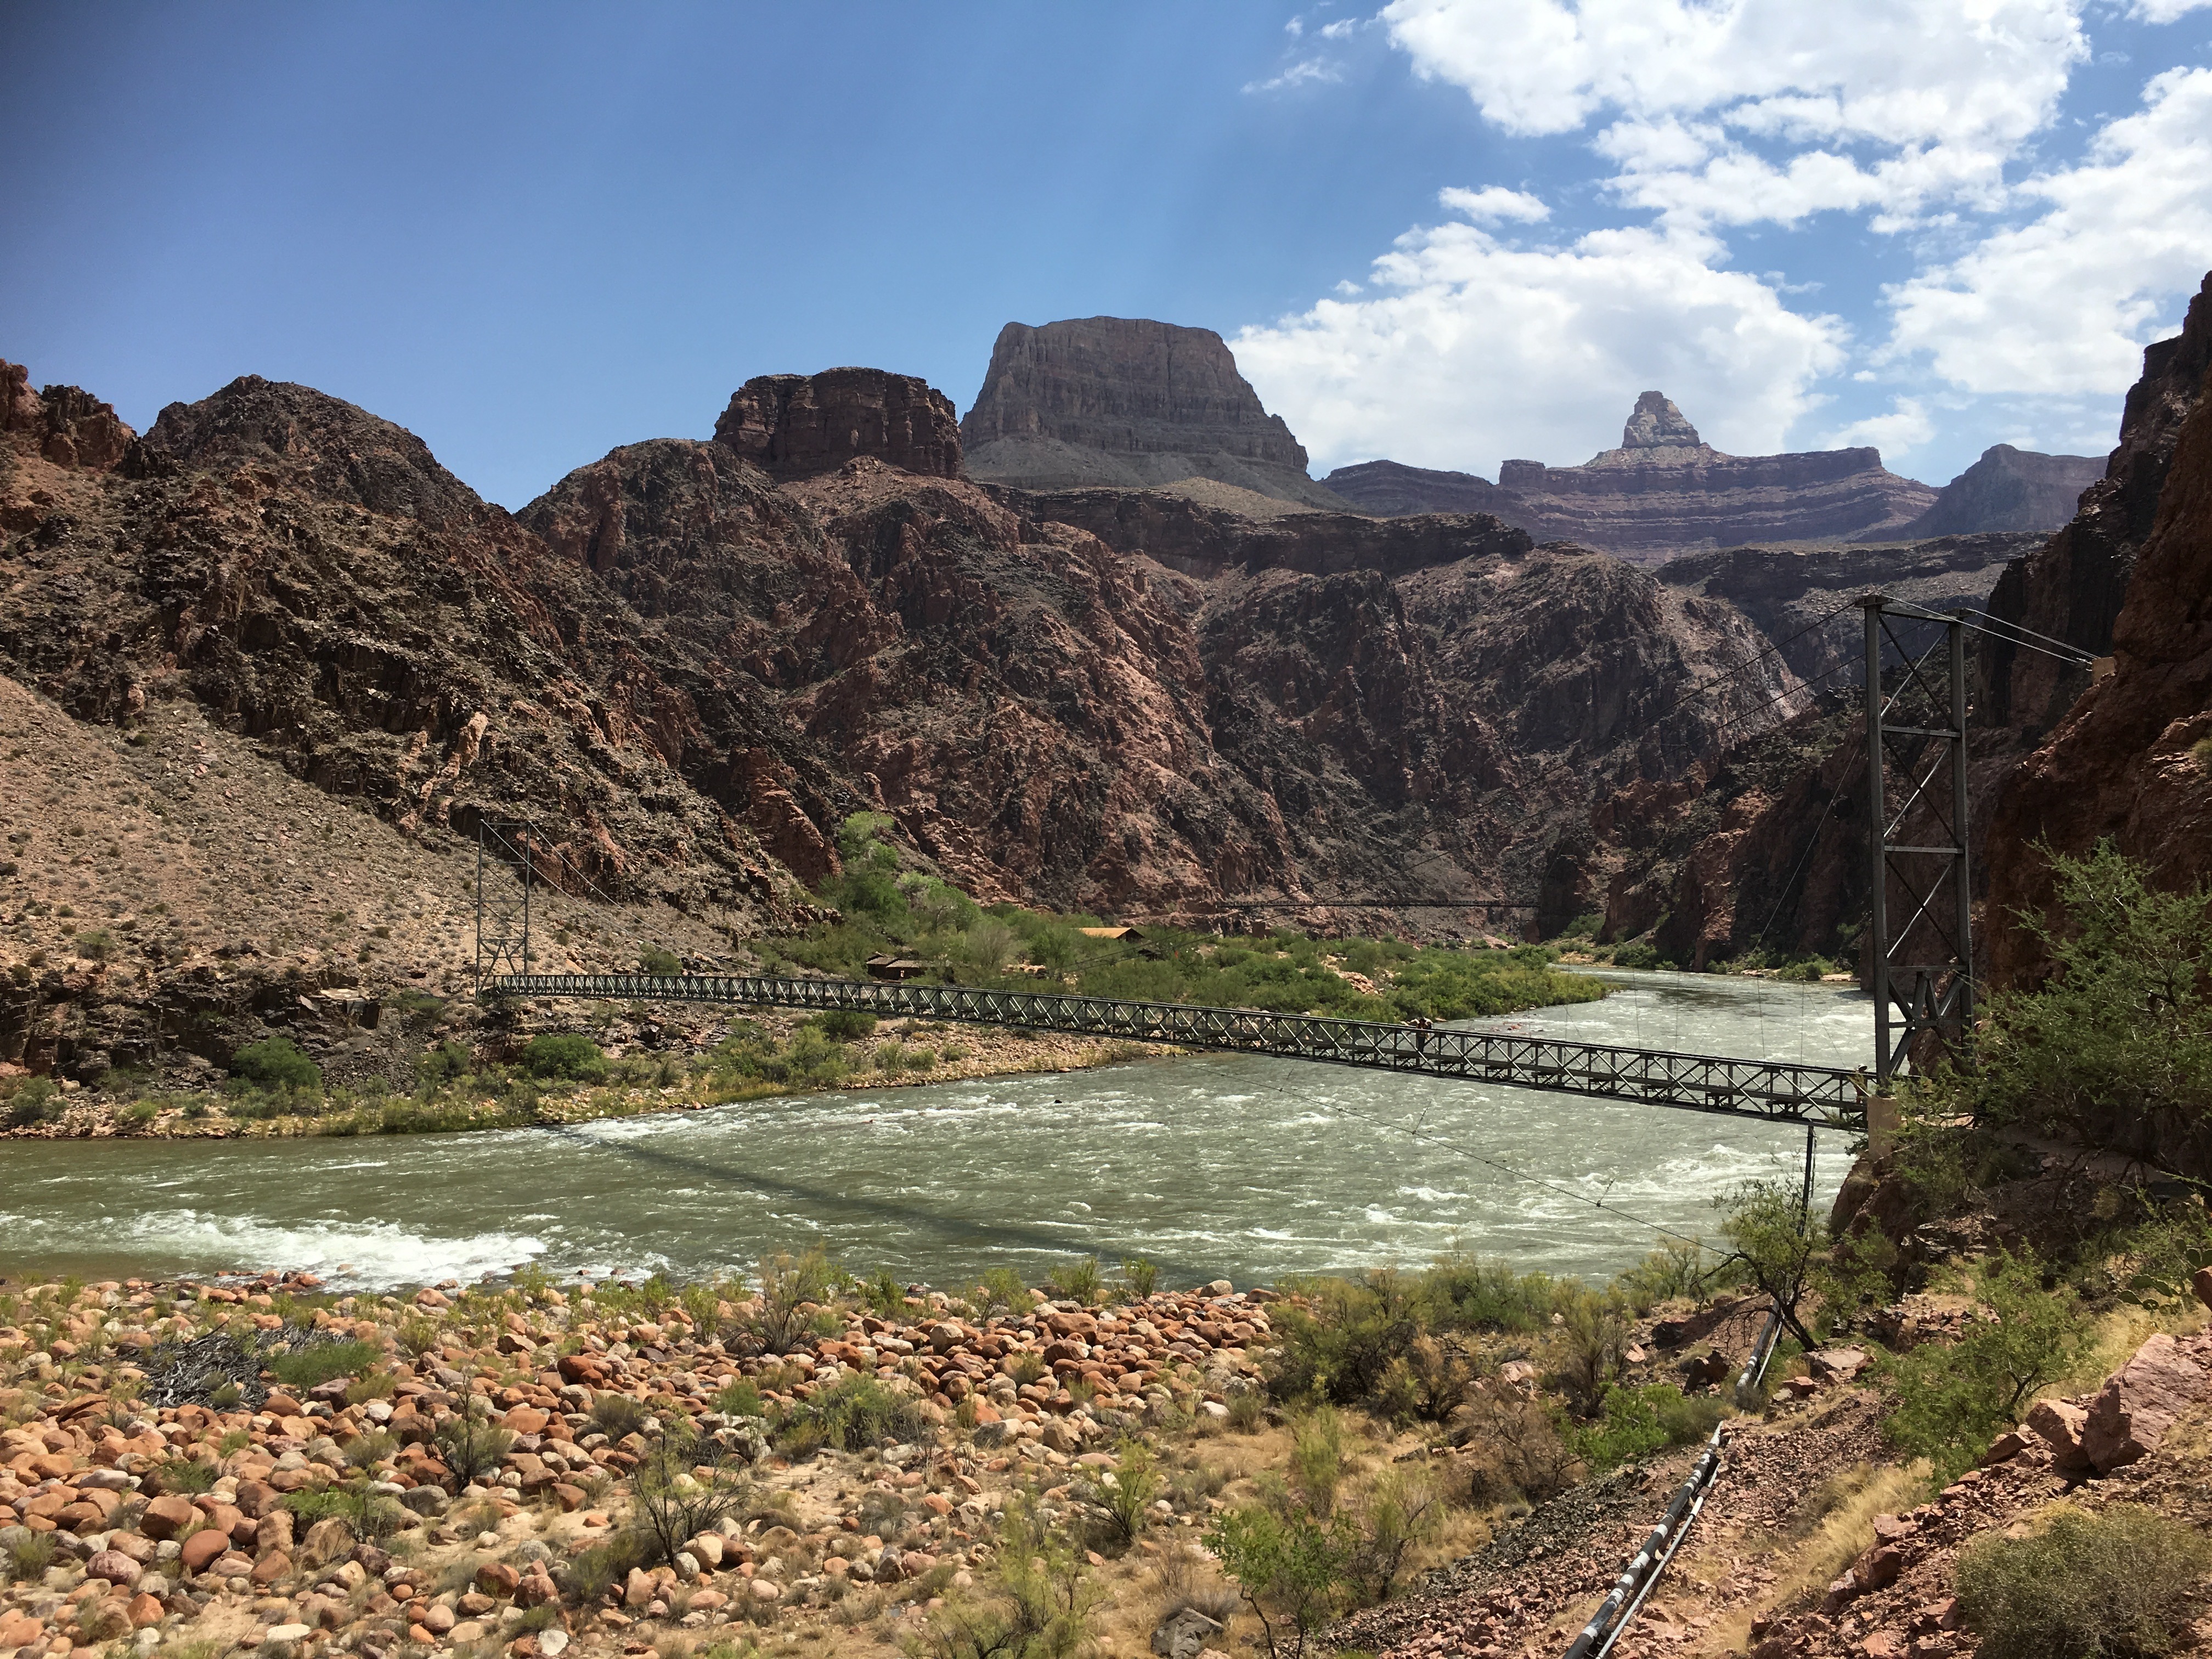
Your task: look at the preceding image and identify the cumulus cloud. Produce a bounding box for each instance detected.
[1234,0,2209,477]
[1233,217,1847,474]
[1436,185,1551,222]
[1882,66,2212,396]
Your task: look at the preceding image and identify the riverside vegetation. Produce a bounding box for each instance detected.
[1,815,1601,1143]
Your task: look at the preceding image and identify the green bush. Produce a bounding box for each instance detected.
[1966,842,2212,1154]
[1119,1257,1159,1300]
[154,1456,217,1493]
[1079,1437,1160,1547]
[638,946,682,976]
[230,1035,321,1093]
[432,1408,515,1487]
[1569,1384,1723,1471]
[4,1076,61,1127]
[817,1008,877,1041]
[1881,1252,2090,1483]
[1955,1503,2212,1659]
[777,1373,928,1453]
[1612,940,1662,969]
[1050,1255,1103,1306]
[520,1033,608,1082]
[269,1339,380,1391]
[74,928,115,961]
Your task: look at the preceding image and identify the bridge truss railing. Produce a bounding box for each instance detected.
[487,972,1867,1128]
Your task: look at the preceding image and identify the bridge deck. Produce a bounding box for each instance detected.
[488,973,1866,1127]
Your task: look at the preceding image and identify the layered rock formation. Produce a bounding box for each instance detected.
[713,368,961,481]
[1327,391,1936,562]
[1895,443,2102,540]
[960,317,1353,509]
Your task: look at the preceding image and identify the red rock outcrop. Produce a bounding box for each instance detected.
[712,368,961,481]
[1,359,135,472]
[961,317,1351,509]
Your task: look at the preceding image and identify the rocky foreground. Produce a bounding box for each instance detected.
[0,1268,1298,1659]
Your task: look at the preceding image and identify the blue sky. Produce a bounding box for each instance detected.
[4,2,2209,507]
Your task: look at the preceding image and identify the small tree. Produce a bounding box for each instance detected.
[744,1246,838,1354]
[1972,841,2212,1151]
[432,1402,515,1489]
[630,1423,748,1567]
[1205,1503,1356,1659]
[1714,1178,1823,1350]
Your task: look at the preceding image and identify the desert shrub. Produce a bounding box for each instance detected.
[638,946,681,975]
[3,1530,58,1581]
[860,1268,908,1317]
[284,1483,408,1540]
[230,1035,321,1093]
[1049,1255,1103,1305]
[269,1339,380,1391]
[745,1246,839,1354]
[1205,1502,1355,1659]
[1451,1383,1577,1503]
[5,1076,62,1127]
[777,1373,927,1453]
[1955,1503,2212,1659]
[916,1496,1097,1659]
[154,1456,217,1493]
[344,1370,397,1404]
[1569,1383,1723,1471]
[1612,940,1662,969]
[1119,1257,1159,1300]
[713,1378,764,1419]
[1267,1271,1423,1408]
[973,1267,1031,1314]
[342,1430,397,1469]
[567,1527,653,1605]
[589,1394,649,1441]
[1881,1252,2090,1483]
[1714,1178,1824,1348]
[1618,1238,1718,1310]
[520,1034,607,1082]
[433,1406,516,1488]
[631,1424,748,1566]
[1227,1389,1268,1432]
[120,1099,159,1131]
[1417,1250,1559,1334]
[1550,1288,1633,1415]
[74,928,115,960]
[817,1008,877,1041]
[1289,1408,1345,1516]
[1079,1437,1160,1548]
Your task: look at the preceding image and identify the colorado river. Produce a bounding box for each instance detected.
[0,970,1872,1293]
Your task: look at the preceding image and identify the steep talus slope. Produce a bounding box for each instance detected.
[960,317,1356,509]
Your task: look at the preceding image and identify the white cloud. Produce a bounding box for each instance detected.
[1381,0,2085,226]
[2129,0,2212,20]
[1233,218,1848,474]
[1437,185,1550,222]
[1882,67,2212,396]
[1824,396,1934,456]
[1243,56,1344,93]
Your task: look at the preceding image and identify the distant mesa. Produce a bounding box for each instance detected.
[714,367,962,481]
[1894,443,2105,539]
[961,317,1357,511]
[1325,390,2100,563]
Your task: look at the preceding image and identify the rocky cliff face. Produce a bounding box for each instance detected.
[961,317,1353,509]
[712,368,961,481]
[1897,444,2103,540]
[1320,459,1516,519]
[1974,276,2212,738]
[1984,285,2212,1019]
[0,360,136,475]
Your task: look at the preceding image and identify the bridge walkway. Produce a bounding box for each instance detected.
[488,972,1867,1128]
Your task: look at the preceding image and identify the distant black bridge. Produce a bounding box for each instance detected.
[487,972,1867,1128]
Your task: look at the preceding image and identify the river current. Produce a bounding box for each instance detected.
[0,970,1872,1293]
